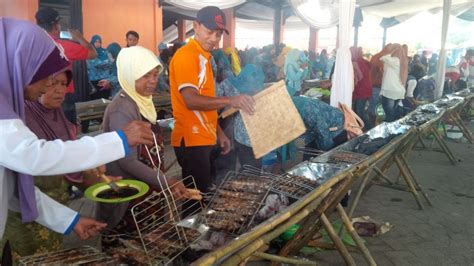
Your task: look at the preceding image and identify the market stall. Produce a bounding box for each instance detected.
[19,89,472,265]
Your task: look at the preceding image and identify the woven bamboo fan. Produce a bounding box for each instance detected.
[240,80,306,159]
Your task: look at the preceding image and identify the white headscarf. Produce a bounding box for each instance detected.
[117,46,163,123]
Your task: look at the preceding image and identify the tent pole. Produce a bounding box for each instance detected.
[354,25,359,47]
[382,26,387,49]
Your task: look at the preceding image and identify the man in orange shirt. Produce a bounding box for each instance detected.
[169,6,255,196]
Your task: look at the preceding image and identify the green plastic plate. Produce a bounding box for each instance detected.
[84,179,149,203]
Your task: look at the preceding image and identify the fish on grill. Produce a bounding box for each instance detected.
[221,178,270,193]
[204,211,245,231]
[215,189,261,201]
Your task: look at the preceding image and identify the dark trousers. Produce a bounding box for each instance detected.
[381,96,401,122]
[235,141,261,170]
[174,141,217,218]
[353,98,372,130]
[173,142,216,194]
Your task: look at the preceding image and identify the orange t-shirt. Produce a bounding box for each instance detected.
[169,38,218,147]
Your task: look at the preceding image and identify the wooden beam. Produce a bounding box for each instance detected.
[308,27,319,53]
[177,18,186,42]
[223,8,235,49]
[273,3,284,46]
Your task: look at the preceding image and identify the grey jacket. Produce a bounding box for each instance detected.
[97,91,165,228]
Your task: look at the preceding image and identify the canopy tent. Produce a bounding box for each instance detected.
[289,0,339,29]
[162,0,472,103]
[163,0,474,29]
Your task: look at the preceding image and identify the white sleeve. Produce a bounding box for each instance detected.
[0,119,126,176]
[380,55,398,67]
[406,79,417,98]
[34,187,79,234]
[8,185,78,234]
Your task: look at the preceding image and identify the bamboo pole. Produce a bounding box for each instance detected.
[372,167,394,185]
[430,127,457,164]
[196,127,414,265]
[336,204,377,266]
[320,213,356,266]
[452,113,473,143]
[193,173,349,265]
[347,169,373,218]
[252,252,317,265]
[394,156,424,210]
[221,190,329,265]
[278,176,354,258]
[399,156,432,206]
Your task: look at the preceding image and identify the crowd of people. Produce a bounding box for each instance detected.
[1,4,473,263]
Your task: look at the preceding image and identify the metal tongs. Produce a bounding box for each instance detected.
[144,133,202,201]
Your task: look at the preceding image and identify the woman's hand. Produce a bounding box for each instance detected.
[166,177,189,199]
[73,217,107,240]
[82,165,121,187]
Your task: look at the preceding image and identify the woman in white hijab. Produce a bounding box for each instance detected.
[99,46,188,251]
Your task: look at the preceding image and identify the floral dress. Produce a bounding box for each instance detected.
[1,175,70,262]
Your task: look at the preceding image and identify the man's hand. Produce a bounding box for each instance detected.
[122,121,154,146]
[217,130,231,155]
[73,217,107,240]
[69,29,97,59]
[229,95,255,115]
[69,29,88,44]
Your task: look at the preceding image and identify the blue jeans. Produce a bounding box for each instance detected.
[353,99,372,130]
[381,96,401,122]
[368,87,381,116]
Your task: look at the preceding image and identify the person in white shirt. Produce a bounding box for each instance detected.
[379,44,408,122]
[0,18,154,249]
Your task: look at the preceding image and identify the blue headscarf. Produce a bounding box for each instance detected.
[228,64,265,95]
[217,64,265,147]
[107,42,121,60]
[284,49,309,95]
[90,35,108,60]
[211,49,234,82]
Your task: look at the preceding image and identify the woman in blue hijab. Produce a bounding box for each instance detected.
[217,64,265,171]
[86,34,112,98]
[106,42,122,97]
[284,49,309,96]
[211,49,235,83]
[90,35,109,60]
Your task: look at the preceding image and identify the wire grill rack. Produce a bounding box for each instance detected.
[127,133,204,264]
[242,164,321,200]
[130,175,204,265]
[326,150,368,164]
[18,246,118,265]
[201,170,272,235]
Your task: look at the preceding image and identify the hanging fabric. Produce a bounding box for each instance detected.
[330,0,356,108]
[434,0,452,99]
